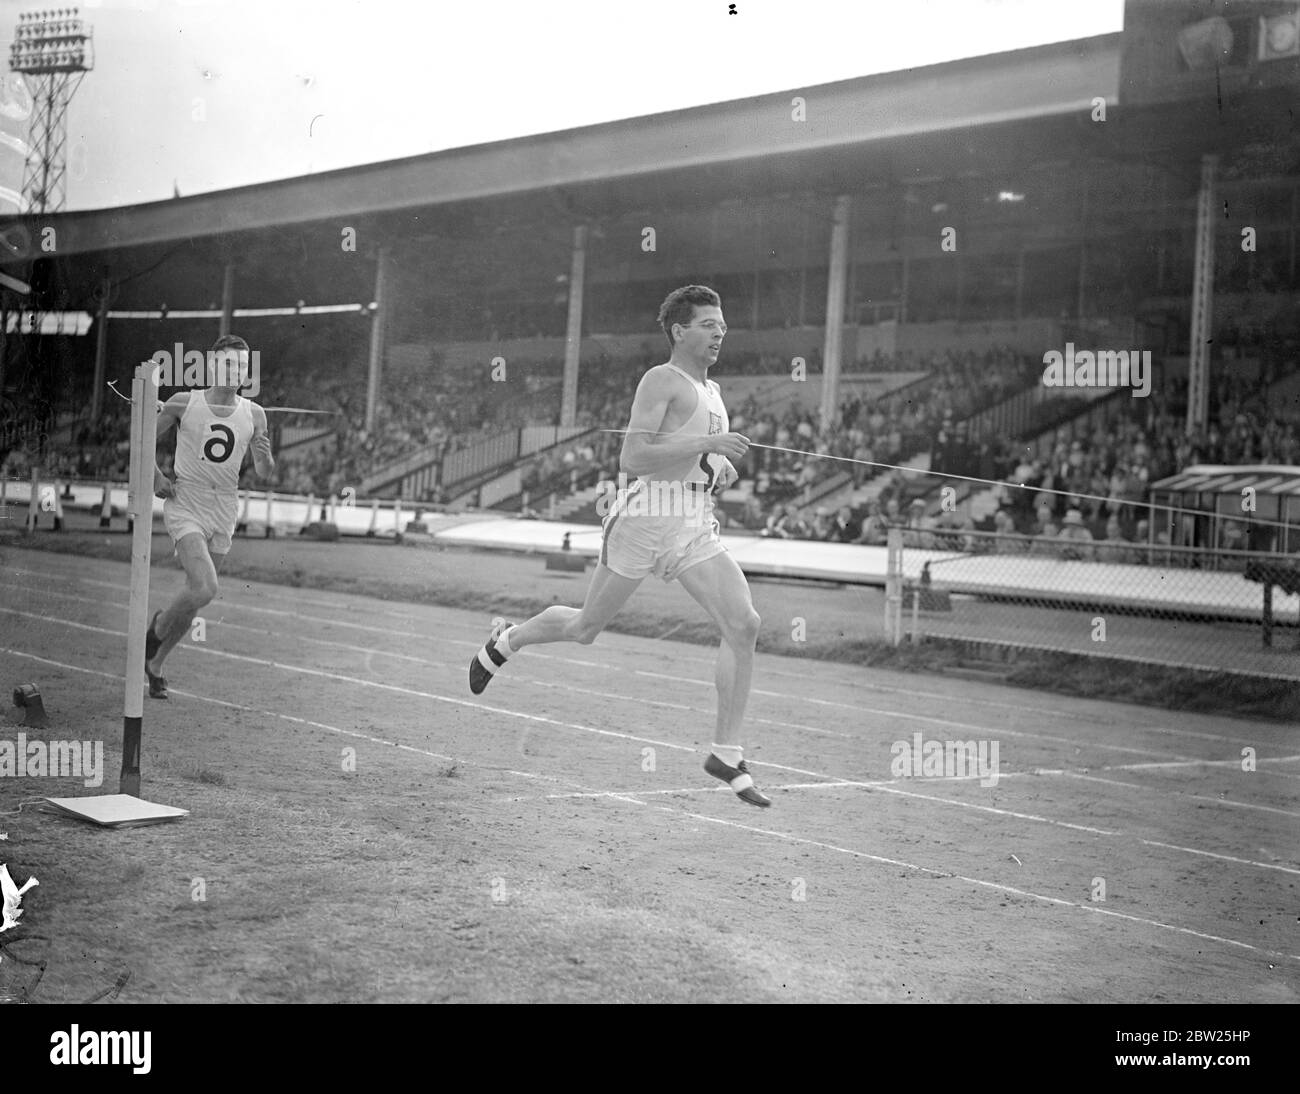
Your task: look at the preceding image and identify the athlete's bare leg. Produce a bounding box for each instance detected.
[508,562,644,649]
[674,551,761,748]
[148,534,225,674]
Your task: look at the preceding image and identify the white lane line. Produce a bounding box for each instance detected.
[0,606,837,780]
[5,601,1296,870]
[1061,771,1300,815]
[639,668,1204,762]
[634,802,1300,965]
[0,645,648,804]
[756,664,1270,742]
[505,764,1300,832]
[1116,755,1300,773]
[9,563,1272,727]
[1103,755,1300,776]
[2,639,1296,961]
[111,600,1300,775]
[867,784,1118,835]
[522,677,849,738]
[10,595,1300,810]
[509,770,1067,803]
[505,779,873,802]
[21,580,1290,759]
[3,572,1286,759]
[2,569,606,666]
[0,584,844,739]
[1139,839,1300,876]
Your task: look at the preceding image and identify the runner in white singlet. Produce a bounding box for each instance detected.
[143,335,275,699]
[466,286,771,807]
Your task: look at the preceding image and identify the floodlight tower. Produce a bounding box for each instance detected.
[8,7,93,214]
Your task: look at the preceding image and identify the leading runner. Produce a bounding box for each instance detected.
[468,285,770,807]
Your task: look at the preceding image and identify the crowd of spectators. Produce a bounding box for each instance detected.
[982,376,1296,529]
[5,335,1295,560]
[272,344,1036,502]
[725,371,1298,565]
[725,347,1034,520]
[516,430,622,514]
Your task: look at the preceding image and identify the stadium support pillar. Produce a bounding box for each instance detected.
[365,247,391,436]
[1186,154,1217,436]
[819,195,851,433]
[90,275,110,421]
[560,224,587,429]
[219,261,235,337]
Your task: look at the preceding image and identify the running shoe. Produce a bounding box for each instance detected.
[145,668,169,700]
[144,611,168,699]
[468,617,515,695]
[704,753,771,807]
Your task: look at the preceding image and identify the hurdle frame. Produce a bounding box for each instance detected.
[121,362,160,796]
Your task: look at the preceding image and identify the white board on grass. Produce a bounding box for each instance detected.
[41,795,188,828]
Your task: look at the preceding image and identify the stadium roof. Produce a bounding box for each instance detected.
[1152,465,1300,497]
[0,34,1122,263]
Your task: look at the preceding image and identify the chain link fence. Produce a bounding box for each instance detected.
[883,525,1300,681]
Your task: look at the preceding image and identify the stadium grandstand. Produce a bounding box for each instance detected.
[2,0,1299,671]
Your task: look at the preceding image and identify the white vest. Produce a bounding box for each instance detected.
[174,391,255,493]
[643,363,730,489]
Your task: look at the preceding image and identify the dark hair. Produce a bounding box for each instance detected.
[211,334,250,355]
[657,285,721,350]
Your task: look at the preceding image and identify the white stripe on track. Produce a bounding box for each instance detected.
[7,568,1285,755]
[8,597,1300,815]
[1138,839,1300,876]
[5,594,1297,864]
[868,784,1118,835]
[0,584,846,738]
[1067,770,1300,808]
[1,638,1295,962]
[11,591,1300,803]
[634,803,1300,965]
[638,668,1205,762]
[0,605,836,779]
[755,663,1268,743]
[2,563,1289,748]
[0,644,649,804]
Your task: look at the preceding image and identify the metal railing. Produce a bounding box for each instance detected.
[889,524,1300,678]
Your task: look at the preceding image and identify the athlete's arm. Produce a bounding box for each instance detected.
[249,403,275,480]
[619,367,749,477]
[154,391,187,439]
[152,392,189,497]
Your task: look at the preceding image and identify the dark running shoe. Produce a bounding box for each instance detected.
[145,668,169,700]
[469,617,515,695]
[704,753,772,808]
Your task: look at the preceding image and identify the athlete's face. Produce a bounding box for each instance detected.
[209,349,250,391]
[674,305,726,366]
